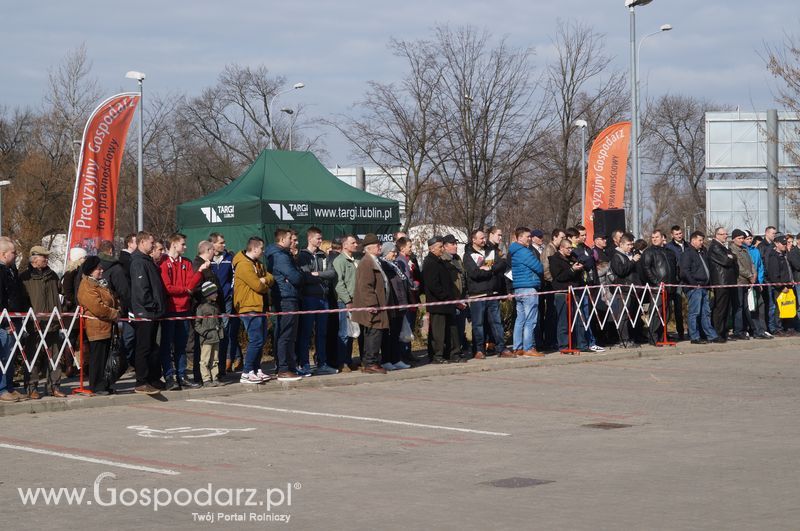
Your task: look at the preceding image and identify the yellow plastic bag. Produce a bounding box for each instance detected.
[777,289,797,319]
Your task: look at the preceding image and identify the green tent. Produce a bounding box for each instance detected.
[176,150,400,254]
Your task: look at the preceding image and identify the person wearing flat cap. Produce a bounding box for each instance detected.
[423,235,461,364]
[77,255,121,395]
[20,245,65,399]
[729,229,758,340]
[351,233,389,373]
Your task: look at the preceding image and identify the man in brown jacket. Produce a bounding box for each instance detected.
[352,234,389,374]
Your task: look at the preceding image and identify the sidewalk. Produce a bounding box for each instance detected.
[0,338,787,418]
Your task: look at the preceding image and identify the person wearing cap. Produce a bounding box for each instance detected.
[729,229,758,340]
[194,281,224,386]
[77,256,120,395]
[423,236,463,364]
[744,230,771,338]
[765,235,796,335]
[707,227,738,340]
[20,245,66,399]
[0,237,27,402]
[463,229,511,359]
[442,234,470,359]
[351,233,389,373]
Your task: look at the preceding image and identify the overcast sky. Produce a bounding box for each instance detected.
[1,0,797,166]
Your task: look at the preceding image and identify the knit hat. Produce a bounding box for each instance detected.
[69,247,88,262]
[81,255,102,276]
[775,235,788,245]
[361,233,380,247]
[744,229,753,238]
[380,242,395,257]
[201,281,218,298]
[731,229,746,239]
[442,234,458,245]
[531,229,545,239]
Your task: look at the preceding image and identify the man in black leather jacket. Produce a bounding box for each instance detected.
[707,227,739,340]
[641,230,678,344]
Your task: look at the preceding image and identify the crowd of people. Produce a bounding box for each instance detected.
[0,222,797,402]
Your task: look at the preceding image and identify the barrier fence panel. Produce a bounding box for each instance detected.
[0,307,81,375]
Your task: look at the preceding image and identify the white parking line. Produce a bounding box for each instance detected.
[0,443,180,476]
[187,399,511,437]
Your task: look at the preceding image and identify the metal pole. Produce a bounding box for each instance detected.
[580,126,587,224]
[629,6,640,238]
[137,79,144,232]
[767,109,779,230]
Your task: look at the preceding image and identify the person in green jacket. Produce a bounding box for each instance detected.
[194,281,224,387]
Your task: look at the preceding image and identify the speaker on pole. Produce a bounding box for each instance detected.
[593,208,626,238]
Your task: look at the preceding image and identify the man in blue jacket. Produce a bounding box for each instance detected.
[265,228,307,380]
[509,227,544,356]
[680,231,722,344]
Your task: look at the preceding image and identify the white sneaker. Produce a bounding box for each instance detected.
[763,331,774,338]
[240,371,264,384]
[256,369,271,382]
[589,345,606,352]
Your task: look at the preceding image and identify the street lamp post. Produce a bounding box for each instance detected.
[574,119,588,224]
[125,70,146,231]
[280,108,296,151]
[0,180,11,236]
[635,23,672,233]
[269,83,304,150]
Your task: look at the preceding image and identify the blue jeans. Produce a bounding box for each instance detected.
[0,329,15,394]
[686,288,718,341]
[470,299,505,353]
[513,288,539,351]
[240,314,266,374]
[336,301,354,367]
[767,287,780,333]
[296,296,329,368]
[219,297,241,364]
[159,313,189,379]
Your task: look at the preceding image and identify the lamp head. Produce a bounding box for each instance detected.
[573,119,588,128]
[292,82,305,89]
[280,108,294,115]
[660,24,672,32]
[125,71,146,81]
[625,0,653,7]
[0,180,11,187]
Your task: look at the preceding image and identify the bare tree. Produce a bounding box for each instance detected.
[640,94,731,226]
[528,21,628,229]
[432,26,545,233]
[329,38,449,230]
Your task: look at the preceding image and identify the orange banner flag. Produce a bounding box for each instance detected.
[67,93,139,255]
[582,121,631,242]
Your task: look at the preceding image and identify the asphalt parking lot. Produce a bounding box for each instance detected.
[0,341,798,530]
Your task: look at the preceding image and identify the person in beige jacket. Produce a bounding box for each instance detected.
[352,234,389,374]
[77,256,120,395]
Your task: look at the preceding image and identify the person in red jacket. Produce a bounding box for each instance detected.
[159,232,209,390]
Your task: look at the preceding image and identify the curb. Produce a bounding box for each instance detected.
[0,337,789,418]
